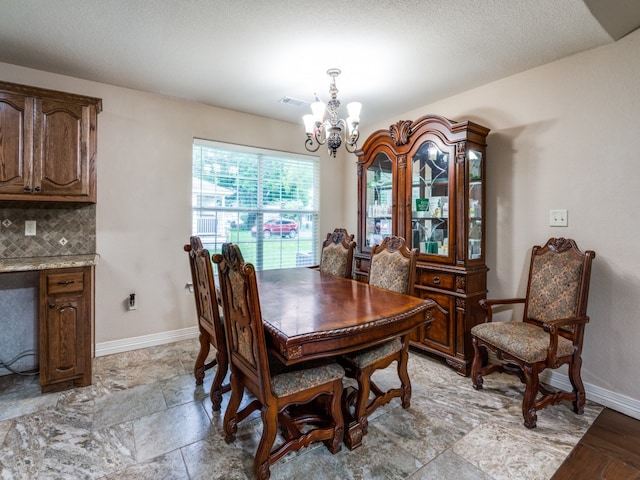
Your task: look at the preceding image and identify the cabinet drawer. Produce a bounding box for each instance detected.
[46,272,85,294]
[417,271,455,290]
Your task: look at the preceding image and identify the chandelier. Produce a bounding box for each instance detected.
[303,68,361,157]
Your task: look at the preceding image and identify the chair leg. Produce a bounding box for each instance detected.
[209,350,228,411]
[522,364,539,429]
[568,356,586,415]
[344,367,371,450]
[194,331,211,385]
[471,337,485,390]
[354,367,372,435]
[254,406,277,480]
[326,385,344,454]
[397,342,411,409]
[223,372,244,443]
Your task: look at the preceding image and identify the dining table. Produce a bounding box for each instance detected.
[255,267,435,449]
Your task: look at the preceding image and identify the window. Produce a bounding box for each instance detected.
[192,139,319,270]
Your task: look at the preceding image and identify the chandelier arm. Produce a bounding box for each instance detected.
[314,126,327,145]
[304,136,321,153]
[336,118,360,149]
[346,130,360,147]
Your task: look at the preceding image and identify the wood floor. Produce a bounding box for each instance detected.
[552,408,640,479]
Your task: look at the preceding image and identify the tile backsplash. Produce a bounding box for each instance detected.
[0,203,96,258]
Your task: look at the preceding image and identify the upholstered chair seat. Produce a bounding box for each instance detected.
[471,237,596,429]
[343,337,402,368]
[270,362,345,397]
[471,322,574,363]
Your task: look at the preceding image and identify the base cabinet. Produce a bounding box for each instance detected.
[410,265,488,375]
[39,266,92,392]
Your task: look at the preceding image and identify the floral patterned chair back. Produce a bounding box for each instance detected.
[525,243,587,333]
[320,230,356,278]
[369,236,418,294]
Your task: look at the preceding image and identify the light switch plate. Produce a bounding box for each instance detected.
[549,209,568,227]
[25,220,36,236]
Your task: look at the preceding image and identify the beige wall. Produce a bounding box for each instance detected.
[343,29,640,409]
[0,61,347,346]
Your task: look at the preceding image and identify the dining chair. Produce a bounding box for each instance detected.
[213,243,345,480]
[319,229,356,278]
[184,236,229,411]
[471,237,596,428]
[339,235,418,449]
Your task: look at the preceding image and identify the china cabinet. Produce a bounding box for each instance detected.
[355,114,490,375]
[0,81,101,202]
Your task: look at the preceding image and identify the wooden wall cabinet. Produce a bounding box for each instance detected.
[39,266,93,392]
[355,115,490,375]
[0,81,101,202]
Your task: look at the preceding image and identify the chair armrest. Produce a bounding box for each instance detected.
[542,315,589,366]
[479,298,525,323]
[542,315,590,333]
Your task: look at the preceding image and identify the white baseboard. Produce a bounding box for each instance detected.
[544,370,640,420]
[95,326,199,357]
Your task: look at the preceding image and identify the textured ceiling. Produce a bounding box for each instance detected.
[0,0,638,127]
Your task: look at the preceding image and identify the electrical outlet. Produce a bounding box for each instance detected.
[25,220,36,236]
[549,209,568,227]
[128,293,137,310]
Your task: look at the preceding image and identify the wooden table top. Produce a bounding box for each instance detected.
[256,268,435,365]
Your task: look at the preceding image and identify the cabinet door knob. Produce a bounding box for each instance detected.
[433,276,441,285]
[34,186,41,192]
[49,303,55,309]
[24,185,31,192]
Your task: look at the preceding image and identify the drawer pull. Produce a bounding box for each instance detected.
[49,303,55,309]
[433,276,441,285]
[57,280,75,286]
[24,185,31,192]
[34,186,41,192]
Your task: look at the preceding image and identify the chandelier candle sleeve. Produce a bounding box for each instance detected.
[303,68,361,157]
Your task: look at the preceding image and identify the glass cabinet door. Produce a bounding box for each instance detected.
[365,152,393,247]
[411,141,450,255]
[468,150,483,259]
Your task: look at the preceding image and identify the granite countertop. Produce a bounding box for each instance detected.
[0,254,99,273]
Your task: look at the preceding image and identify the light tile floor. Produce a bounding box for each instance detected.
[0,339,602,479]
